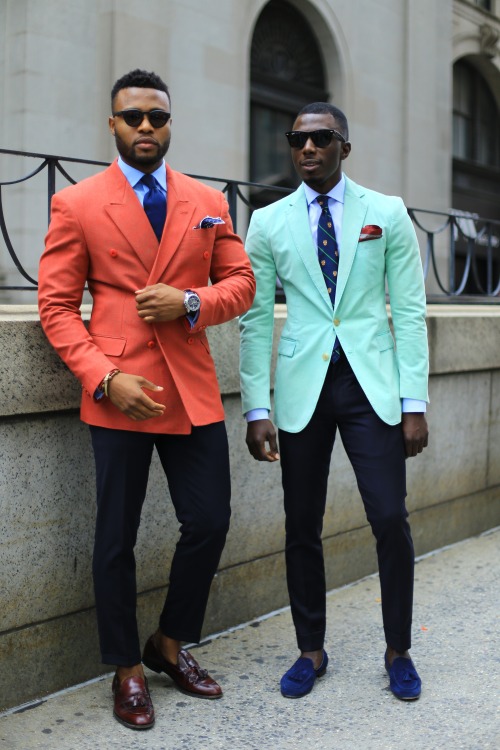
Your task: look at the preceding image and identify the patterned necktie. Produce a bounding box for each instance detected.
[141,174,166,241]
[317,195,340,362]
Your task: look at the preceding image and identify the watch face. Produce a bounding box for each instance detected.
[185,292,200,312]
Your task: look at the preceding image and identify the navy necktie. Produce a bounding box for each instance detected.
[317,195,340,362]
[141,174,166,241]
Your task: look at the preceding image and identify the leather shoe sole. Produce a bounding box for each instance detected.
[142,635,222,699]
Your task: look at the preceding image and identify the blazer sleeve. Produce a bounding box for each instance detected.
[385,198,429,403]
[38,192,120,395]
[239,209,277,415]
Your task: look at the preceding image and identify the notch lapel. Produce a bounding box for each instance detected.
[103,162,157,274]
[335,178,368,307]
[287,187,332,311]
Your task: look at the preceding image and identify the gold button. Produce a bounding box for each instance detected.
[322,353,329,361]
[334,318,340,326]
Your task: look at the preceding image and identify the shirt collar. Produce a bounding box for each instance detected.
[303,173,345,208]
[117,156,167,191]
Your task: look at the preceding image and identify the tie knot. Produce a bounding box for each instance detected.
[141,174,158,190]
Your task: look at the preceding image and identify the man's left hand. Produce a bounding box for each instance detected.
[135,284,185,323]
[402,412,429,458]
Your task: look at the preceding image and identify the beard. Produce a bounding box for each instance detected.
[114,132,171,169]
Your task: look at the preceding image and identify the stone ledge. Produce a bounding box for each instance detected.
[0,304,499,418]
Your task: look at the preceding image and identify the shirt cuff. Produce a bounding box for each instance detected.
[402,398,427,413]
[245,408,270,422]
[185,309,200,328]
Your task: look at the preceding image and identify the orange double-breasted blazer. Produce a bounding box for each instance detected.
[38,160,256,433]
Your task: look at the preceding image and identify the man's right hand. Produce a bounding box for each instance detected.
[107,373,165,421]
[246,419,280,462]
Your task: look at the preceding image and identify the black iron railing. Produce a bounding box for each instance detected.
[1,148,499,301]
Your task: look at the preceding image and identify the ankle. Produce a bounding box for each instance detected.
[116,663,144,683]
[301,649,324,670]
[386,647,410,666]
[154,630,182,665]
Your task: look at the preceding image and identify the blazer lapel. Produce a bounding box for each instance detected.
[147,165,196,283]
[287,186,332,310]
[103,162,157,274]
[335,177,368,307]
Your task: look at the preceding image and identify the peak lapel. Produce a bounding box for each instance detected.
[335,178,368,307]
[147,166,196,284]
[103,162,157,274]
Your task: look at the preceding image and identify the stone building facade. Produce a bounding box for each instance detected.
[0,0,499,290]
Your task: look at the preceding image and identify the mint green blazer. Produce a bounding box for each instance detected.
[239,175,429,432]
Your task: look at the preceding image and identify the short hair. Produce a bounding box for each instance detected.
[111,69,170,109]
[296,102,349,141]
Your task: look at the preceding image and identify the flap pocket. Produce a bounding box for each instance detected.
[375,331,394,352]
[278,337,297,357]
[90,334,126,357]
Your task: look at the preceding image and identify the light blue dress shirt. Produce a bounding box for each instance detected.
[117,156,167,203]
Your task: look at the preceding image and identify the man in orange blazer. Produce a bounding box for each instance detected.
[38,69,255,731]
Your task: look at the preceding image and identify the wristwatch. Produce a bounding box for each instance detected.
[183,289,201,314]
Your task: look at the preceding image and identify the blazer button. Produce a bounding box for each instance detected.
[334,318,340,326]
[109,249,118,257]
[147,340,156,349]
[322,353,330,361]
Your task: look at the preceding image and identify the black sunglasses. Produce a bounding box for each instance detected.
[112,109,171,128]
[285,129,346,149]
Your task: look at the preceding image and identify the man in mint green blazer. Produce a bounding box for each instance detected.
[239,103,429,701]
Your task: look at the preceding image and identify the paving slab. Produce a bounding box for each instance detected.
[1,528,499,750]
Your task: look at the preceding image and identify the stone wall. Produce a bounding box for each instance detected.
[0,304,499,710]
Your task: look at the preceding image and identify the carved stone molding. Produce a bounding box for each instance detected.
[479,23,499,57]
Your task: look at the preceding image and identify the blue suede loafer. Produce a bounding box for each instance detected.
[280,650,328,698]
[385,654,421,700]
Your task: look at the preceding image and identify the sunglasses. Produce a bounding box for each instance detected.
[285,129,346,149]
[112,109,171,128]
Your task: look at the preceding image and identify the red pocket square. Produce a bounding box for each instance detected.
[359,225,383,242]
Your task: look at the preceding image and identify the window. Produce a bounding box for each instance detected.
[452,59,500,292]
[474,0,492,11]
[250,0,328,204]
[453,60,500,167]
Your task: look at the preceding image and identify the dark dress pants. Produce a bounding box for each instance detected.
[278,351,414,654]
[89,421,231,666]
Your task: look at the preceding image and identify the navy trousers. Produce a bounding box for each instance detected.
[89,421,231,666]
[278,351,414,653]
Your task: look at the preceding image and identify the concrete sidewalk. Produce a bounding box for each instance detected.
[1,528,499,750]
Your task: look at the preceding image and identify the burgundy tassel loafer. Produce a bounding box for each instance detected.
[142,635,222,699]
[112,674,155,730]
